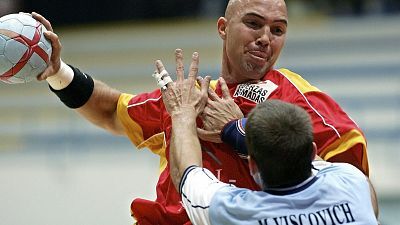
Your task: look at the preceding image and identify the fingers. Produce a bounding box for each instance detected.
[219,77,231,100]
[154,50,200,92]
[188,52,199,83]
[155,59,166,74]
[200,76,211,99]
[197,128,223,143]
[29,11,61,64]
[199,76,231,102]
[175,49,184,83]
[36,67,50,81]
[32,12,53,32]
[30,12,60,81]
[44,31,62,62]
[207,87,220,101]
[195,75,211,114]
[37,32,62,81]
[154,60,173,91]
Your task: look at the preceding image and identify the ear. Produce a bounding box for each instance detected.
[312,142,318,160]
[217,17,228,40]
[248,156,259,175]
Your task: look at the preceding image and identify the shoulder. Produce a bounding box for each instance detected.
[118,93,135,106]
[314,161,367,182]
[275,68,321,94]
[180,166,234,225]
[180,166,232,207]
[181,166,233,194]
[211,186,260,205]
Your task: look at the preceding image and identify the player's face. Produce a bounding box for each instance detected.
[219,0,288,83]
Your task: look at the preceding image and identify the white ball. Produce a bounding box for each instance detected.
[0,13,52,84]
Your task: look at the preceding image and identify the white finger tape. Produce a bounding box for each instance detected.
[157,75,173,91]
[152,71,163,81]
[157,79,166,88]
[153,69,173,91]
[159,69,169,78]
[163,76,173,85]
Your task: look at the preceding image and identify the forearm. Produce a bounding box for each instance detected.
[170,108,202,190]
[76,80,123,135]
[367,178,379,221]
[47,62,124,135]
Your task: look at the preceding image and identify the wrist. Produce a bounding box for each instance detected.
[171,106,196,119]
[49,64,94,109]
[171,107,197,126]
[46,61,74,90]
[221,118,249,157]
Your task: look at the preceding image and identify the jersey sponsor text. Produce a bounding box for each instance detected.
[233,80,278,104]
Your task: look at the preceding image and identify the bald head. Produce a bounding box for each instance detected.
[225,0,287,20]
[218,0,288,83]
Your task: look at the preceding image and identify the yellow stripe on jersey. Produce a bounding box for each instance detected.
[210,79,218,91]
[137,132,168,174]
[195,79,218,91]
[278,69,368,174]
[117,93,146,147]
[278,68,321,94]
[117,93,167,174]
[319,129,368,173]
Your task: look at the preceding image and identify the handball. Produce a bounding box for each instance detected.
[0,13,52,84]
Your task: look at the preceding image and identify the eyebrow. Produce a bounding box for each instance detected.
[244,12,288,25]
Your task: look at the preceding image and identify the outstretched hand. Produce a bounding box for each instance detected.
[155,49,210,117]
[158,49,210,191]
[31,12,62,81]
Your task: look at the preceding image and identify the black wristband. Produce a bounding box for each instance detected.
[49,65,94,108]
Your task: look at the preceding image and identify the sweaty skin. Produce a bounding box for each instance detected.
[219,0,288,84]
[198,0,287,141]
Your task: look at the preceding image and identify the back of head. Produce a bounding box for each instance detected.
[245,100,314,188]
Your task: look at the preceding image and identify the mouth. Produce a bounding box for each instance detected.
[247,50,270,63]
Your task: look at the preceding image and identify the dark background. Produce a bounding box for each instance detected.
[2,0,400,26]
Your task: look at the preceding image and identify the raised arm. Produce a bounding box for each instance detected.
[32,12,125,135]
[156,49,210,190]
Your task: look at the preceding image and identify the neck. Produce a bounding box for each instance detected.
[263,173,318,195]
[265,171,313,189]
[221,56,240,84]
[220,67,263,84]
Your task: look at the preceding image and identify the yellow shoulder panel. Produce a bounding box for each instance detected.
[319,129,368,174]
[117,93,145,147]
[278,68,321,93]
[117,93,167,174]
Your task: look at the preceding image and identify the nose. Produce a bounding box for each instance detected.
[255,27,271,47]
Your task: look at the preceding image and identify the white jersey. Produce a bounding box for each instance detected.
[179,161,377,225]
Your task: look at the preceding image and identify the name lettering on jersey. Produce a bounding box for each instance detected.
[257,202,355,225]
[233,80,278,104]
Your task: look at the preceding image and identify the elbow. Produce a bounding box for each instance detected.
[102,111,126,136]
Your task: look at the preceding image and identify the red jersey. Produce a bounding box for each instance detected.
[117,68,368,225]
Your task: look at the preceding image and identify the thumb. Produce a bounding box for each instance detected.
[197,128,223,143]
